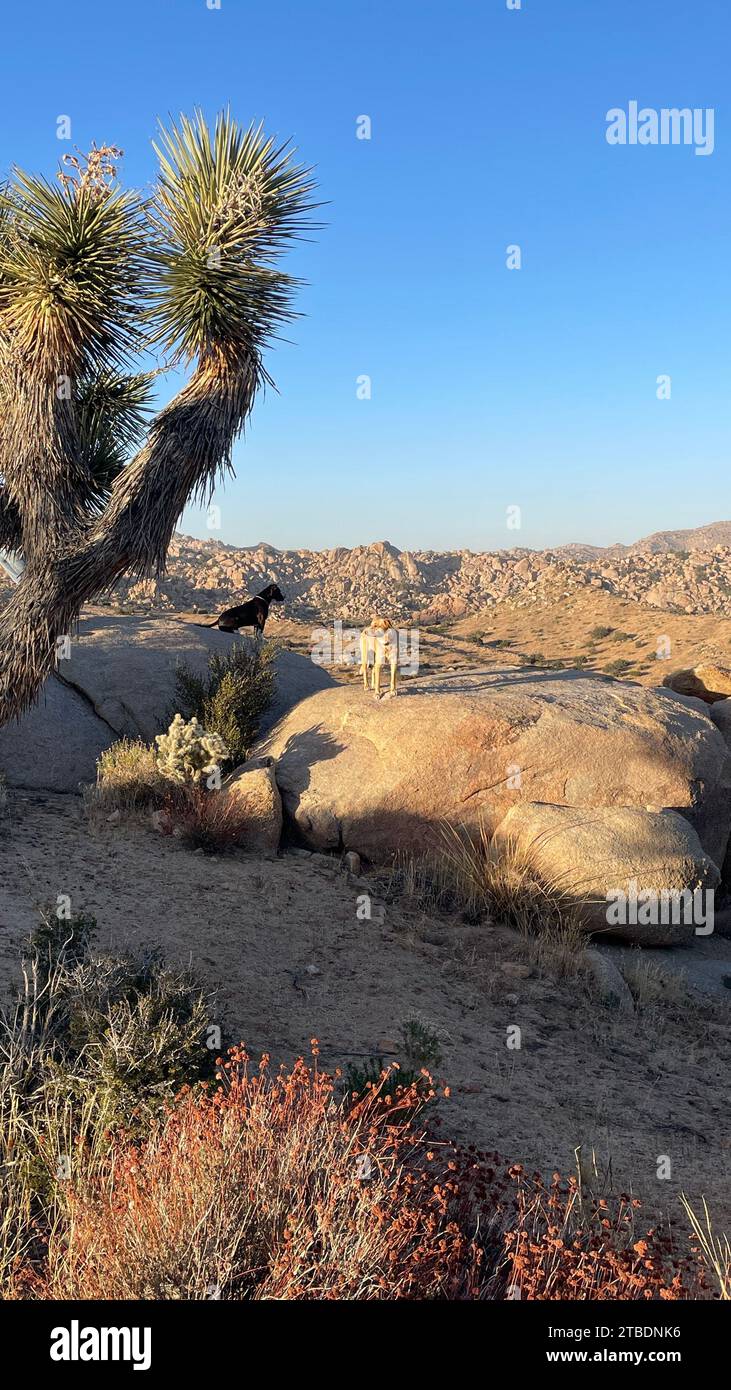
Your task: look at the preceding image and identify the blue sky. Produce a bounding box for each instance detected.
[1,0,728,552]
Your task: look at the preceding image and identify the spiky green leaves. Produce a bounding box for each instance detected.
[0,174,147,378]
[146,111,316,365]
[75,370,155,507]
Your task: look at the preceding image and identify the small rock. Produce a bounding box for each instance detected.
[106,810,121,824]
[343,850,362,876]
[505,992,519,1006]
[305,964,321,976]
[583,949,635,1013]
[310,852,337,870]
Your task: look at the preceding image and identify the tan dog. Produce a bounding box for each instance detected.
[360,617,398,698]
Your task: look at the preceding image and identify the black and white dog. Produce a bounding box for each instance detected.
[201,582,285,636]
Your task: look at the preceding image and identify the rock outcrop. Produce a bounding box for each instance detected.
[6,527,728,625]
[663,664,731,704]
[258,669,731,868]
[492,803,719,945]
[0,675,116,793]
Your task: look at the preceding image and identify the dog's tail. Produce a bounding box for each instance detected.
[194,617,220,628]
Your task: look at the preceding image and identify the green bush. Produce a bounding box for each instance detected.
[174,643,276,767]
[4,912,218,1120]
[344,1016,442,1108]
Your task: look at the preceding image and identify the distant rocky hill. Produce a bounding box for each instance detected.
[3,522,731,623]
[562,521,731,559]
[102,525,731,623]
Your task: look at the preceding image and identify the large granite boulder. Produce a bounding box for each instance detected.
[492,803,719,945]
[257,668,731,866]
[0,613,335,793]
[0,675,115,793]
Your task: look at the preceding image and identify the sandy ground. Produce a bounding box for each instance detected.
[1,791,729,1236]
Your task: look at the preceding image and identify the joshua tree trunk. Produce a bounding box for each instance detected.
[0,362,255,720]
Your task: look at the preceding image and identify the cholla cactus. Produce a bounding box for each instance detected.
[155,714,229,786]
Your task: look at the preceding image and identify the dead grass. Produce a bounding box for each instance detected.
[622,954,694,1013]
[167,784,252,854]
[681,1195,731,1300]
[85,738,167,818]
[383,823,589,980]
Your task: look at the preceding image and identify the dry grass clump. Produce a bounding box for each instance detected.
[621,954,692,1012]
[86,738,167,817]
[681,1196,731,1300]
[385,823,589,976]
[163,784,252,854]
[438,823,590,936]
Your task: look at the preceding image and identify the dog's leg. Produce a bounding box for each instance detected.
[360,631,369,691]
[373,645,383,699]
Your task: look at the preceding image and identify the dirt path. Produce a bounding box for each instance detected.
[1,792,729,1235]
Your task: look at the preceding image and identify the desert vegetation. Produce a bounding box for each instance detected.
[174,641,276,767]
[0,917,723,1301]
[86,642,276,852]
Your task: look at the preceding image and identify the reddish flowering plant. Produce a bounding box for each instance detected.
[6,1045,719,1301]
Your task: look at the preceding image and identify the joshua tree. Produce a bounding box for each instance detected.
[0,112,314,724]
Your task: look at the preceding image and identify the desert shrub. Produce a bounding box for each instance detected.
[343,1059,428,1109]
[400,1014,443,1071]
[155,713,229,785]
[174,644,276,767]
[0,912,217,1290]
[603,658,635,677]
[497,1167,704,1301]
[344,1016,443,1107]
[10,1048,713,1302]
[87,738,166,815]
[167,784,251,854]
[590,625,613,639]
